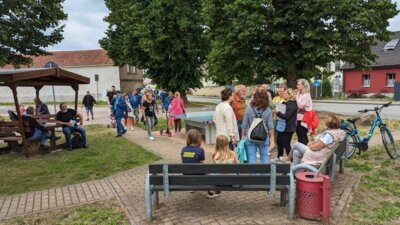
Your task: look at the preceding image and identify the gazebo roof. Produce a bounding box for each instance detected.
[0,68,90,87]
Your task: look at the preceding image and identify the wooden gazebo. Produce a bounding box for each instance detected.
[0,68,90,157]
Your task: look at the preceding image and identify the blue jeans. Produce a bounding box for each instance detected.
[116,116,126,135]
[237,121,242,140]
[27,128,50,145]
[245,138,269,163]
[62,126,86,147]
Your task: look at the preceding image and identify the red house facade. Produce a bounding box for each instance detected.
[342,31,400,95]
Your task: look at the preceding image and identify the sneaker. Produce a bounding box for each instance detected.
[207,191,221,198]
[279,156,291,163]
[130,127,135,131]
[122,130,127,134]
[149,136,155,141]
[82,144,89,148]
[86,118,89,121]
[116,134,122,137]
[92,117,94,120]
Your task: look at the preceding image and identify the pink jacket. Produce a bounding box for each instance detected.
[169,97,185,117]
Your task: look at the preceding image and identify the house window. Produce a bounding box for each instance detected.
[335,61,341,71]
[127,65,136,74]
[386,73,395,87]
[362,74,370,87]
[326,63,331,72]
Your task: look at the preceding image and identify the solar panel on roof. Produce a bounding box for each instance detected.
[383,39,399,51]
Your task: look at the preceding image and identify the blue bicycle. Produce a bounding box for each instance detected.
[340,102,397,159]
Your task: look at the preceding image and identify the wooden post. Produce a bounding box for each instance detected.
[73,83,79,112]
[34,86,43,115]
[10,85,30,158]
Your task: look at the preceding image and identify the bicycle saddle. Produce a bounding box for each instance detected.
[346,117,360,123]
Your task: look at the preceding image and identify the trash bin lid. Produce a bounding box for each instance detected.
[295,171,324,183]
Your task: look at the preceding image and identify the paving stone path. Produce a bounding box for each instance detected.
[0,124,398,224]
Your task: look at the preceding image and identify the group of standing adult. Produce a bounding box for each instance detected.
[213,79,314,164]
[105,85,186,140]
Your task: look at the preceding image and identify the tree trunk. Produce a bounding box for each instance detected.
[181,91,189,104]
[287,74,298,89]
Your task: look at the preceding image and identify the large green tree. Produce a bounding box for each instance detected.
[0,0,67,67]
[202,0,398,87]
[100,0,207,101]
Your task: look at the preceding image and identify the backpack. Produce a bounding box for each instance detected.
[71,133,84,149]
[248,108,268,143]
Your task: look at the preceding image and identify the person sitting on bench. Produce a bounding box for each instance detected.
[21,106,59,148]
[56,103,88,150]
[280,114,346,165]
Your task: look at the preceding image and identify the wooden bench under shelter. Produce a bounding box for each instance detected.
[0,67,90,157]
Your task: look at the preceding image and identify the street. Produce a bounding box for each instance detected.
[1,97,398,120]
[188,96,399,119]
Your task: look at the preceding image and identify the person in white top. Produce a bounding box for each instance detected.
[213,88,239,150]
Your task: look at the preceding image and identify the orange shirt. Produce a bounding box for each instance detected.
[231,94,246,121]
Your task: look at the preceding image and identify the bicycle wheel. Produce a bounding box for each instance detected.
[346,134,358,159]
[380,126,397,159]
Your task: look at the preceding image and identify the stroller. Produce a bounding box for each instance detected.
[159,111,172,137]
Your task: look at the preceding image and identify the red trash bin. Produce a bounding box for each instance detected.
[295,171,330,224]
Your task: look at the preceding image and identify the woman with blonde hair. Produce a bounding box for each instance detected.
[296,79,312,145]
[207,135,238,198]
[275,88,298,157]
[169,91,185,134]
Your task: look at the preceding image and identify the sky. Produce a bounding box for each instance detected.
[50,0,400,51]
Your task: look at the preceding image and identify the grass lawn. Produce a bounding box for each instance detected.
[2,199,129,225]
[0,124,160,196]
[339,142,400,224]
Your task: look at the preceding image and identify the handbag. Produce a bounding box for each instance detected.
[276,119,286,132]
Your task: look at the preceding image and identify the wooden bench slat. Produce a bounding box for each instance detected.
[149,164,291,174]
[0,136,22,141]
[149,175,290,186]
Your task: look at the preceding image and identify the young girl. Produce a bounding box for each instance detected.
[207,135,239,198]
[181,129,205,164]
[141,92,158,141]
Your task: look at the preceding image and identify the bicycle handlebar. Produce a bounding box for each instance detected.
[357,102,392,113]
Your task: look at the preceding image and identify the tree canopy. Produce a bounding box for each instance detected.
[0,0,67,67]
[100,0,207,97]
[202,0,398,87]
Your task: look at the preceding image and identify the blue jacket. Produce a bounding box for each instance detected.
[162,96,171,111]
[114,96,127,118]
[129,93,141,108]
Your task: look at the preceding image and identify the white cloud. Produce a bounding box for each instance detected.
[49,0,109,51]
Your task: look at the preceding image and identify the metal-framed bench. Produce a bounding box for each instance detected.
[291,139,348,182]
[144,163,297,221]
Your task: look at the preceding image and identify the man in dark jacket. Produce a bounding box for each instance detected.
[34,97,50,115]
[21,106,59,147]
[82,91,96,121]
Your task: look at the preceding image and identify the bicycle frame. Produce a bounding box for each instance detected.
[349,110,384,145]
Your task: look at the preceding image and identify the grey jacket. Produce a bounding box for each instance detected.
[242,106,274,137]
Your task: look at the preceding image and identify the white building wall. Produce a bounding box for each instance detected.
[0,65,120,103]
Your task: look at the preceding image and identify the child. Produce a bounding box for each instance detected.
[207,135,239,198]
[181,129,205,164]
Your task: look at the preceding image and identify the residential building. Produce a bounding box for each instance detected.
[341,31,400,96]
[0,49,143,102]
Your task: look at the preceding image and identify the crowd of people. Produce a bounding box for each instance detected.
[105,85,186,141]
[180,79,346,198]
